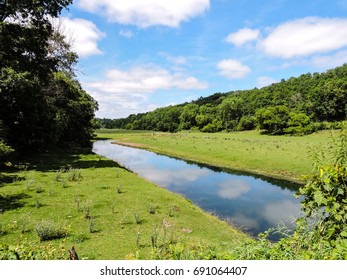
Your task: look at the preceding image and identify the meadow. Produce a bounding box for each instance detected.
[0,148,249,259]
[97,129,337,183]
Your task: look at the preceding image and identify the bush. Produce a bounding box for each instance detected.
[35,220,69,241]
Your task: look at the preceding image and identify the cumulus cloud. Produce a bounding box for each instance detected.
[56,17,105,57]
[261,17,347,58]
[217,59,251,79]
[84,65,208,118]
[87,65,208,94]
[225,28,260,47]
[76,0,210,28]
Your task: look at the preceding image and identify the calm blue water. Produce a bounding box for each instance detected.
[93,140,302,238]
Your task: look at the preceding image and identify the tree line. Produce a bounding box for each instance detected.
[99,64,347,134]
[0,0,98,162]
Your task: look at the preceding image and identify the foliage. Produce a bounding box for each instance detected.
[0,0,97,150]
[35,220,69,241]
[0,240,67,260]
[298,129,347,242]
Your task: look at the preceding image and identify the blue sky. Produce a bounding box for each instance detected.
[59,0,347,118]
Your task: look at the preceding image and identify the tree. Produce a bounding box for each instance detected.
[218,97,244,130]
[256,105,290,134]
[0,0,98,149]
[179,104,199,130]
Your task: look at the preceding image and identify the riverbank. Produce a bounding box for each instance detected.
[0,148,250,259]
[97,129,336,183]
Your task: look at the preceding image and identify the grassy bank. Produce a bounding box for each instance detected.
[0,149,250,260]
[97,129,337,183]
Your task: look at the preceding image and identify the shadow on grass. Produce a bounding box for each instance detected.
[0,174,25,188]
[16,149,124,173]
[0,193,30,213]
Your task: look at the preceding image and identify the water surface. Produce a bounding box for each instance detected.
[93,140,302,238]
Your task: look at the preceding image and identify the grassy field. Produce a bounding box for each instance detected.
[97,129,337,183]
[0,148,249,260]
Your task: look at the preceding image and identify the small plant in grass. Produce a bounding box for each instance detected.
[116,184,123,194]
[35,220,68,241]
[134,212,143,224]
[147,203,157,214]
[61,180,68,188]
[18,212,31,234]
[34,194,42,208]
[82,200,93,219]
[75,195,81,211]
[55,169,64,182]
[150,225,159,248]
[0,222,7,236]
[89,217,95,233]
[136,232,141,248]
[35,184,44,194]
[48,185,54,196]
[26,180,35,191]
[111,202,117,214]
[68,168,82,182]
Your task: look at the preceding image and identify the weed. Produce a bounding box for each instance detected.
[111,202,117,214]
[68,168,82,182]
[150,225,158,248]
[147,204,157,214]
[34,194,42,208]
[26,180,35,191]
[75,195,81,211]
[136,232,141,248]
[48,185,54,196]
[116,184,123,194]
[35,184,44,194]
[35,220,68,241]
[134,212,143,224]
[89,217,95,233]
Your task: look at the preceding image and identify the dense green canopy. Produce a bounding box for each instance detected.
[0,0,98,159]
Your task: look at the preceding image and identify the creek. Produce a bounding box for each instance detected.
[93,140,302,239]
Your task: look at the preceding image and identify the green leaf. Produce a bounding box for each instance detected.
[313,190,326,205]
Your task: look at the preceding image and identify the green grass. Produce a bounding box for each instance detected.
[97,129,337,183]
[0,149,250,259]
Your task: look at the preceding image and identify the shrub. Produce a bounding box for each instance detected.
[35,220,68,241]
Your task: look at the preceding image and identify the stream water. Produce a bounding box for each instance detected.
[93,140,302,238]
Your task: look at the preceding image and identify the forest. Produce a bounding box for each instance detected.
[99,64,347,135]
[0,0,98,164]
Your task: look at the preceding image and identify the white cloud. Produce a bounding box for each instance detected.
[256,76,278,88]
[217,59,251,79]
[119,29,134,38]
[76,0,210,28]
[225,28,260,47]
[311,50,347,69]
[261,17,347,58]
[84,65,208,118]
[57,17,105,57]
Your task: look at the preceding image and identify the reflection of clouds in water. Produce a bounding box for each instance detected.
[232,213,259,231]
[217,179,250,199]
[262,200,301,225]
[140,166,209,187]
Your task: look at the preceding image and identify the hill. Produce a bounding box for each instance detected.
[98,64,347,135]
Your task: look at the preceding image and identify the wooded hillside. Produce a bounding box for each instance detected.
[100,64,347,135]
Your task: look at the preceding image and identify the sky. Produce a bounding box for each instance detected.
[59,0,347,119]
